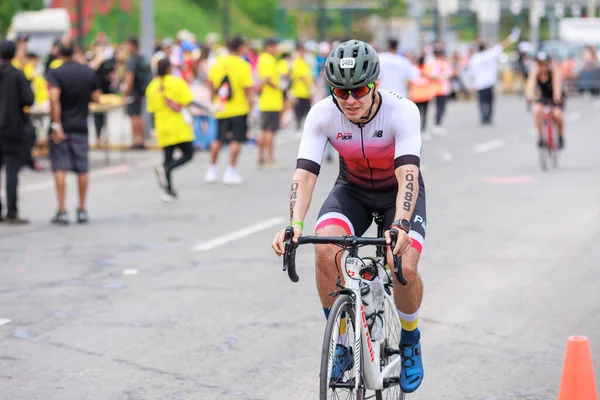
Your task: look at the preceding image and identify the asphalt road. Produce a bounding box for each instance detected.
[1,93,600,400]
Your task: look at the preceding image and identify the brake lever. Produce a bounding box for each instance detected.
[282,226,299,283]
[389,229,408,286]
[282,226,293,272]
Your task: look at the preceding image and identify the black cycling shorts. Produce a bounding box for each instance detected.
[316,175,427,254]
[537,97,565,110]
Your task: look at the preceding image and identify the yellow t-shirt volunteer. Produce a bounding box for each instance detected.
[49,59,63,70]
[146,75,195,148]
[12,60,43,111]
[208,55,254,119]
[277,59,290,76]
[257,53,283,112]
[291,56,313,100]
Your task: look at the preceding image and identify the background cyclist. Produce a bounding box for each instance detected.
[526,51,565,149]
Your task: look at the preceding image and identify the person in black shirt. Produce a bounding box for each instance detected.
[49,38,101,225]
[0,40,34,224]
[45,39,61,75]
[89,40,116,144]
[123,36,147,149]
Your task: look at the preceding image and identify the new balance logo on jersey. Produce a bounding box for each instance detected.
[336,132,353,140]
[373,130,383,138]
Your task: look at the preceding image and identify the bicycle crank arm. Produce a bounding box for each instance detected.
[383,376,400,388]
[329,380,358,389]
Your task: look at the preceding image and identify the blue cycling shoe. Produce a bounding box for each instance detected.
[331,344,354,381]
[399,338,424,393]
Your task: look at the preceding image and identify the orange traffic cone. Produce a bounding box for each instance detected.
[558,336,598,400]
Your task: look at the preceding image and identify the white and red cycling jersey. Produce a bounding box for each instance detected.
[296,89,422,190]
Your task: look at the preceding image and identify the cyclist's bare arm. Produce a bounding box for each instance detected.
[552,69,563,102]
[394,165,420,223]
[525,64,539,101]
[289,169,318,229]
[272,170,317,255]
[386,164,420,256]
[386,100,423,255]
[273,109,327,255]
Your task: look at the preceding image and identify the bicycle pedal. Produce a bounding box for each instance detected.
[383,376,400,388]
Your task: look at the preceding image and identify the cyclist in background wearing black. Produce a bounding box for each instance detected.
[526,52,565,149]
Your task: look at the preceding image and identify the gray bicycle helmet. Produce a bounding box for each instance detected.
[325,40,380,89]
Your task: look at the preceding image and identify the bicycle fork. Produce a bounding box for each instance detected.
[354,296,386,390]
[344,252,385,391]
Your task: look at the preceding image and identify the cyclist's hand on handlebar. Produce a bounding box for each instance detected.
[385,228,412,256]
[271,224,303,256]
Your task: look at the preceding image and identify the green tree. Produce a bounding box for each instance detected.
[234,0,277,28]
[0,0,43,35]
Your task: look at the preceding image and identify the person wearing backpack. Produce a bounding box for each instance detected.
[123,37,150,149]
[206,36,254,185]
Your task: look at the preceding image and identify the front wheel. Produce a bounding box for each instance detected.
[319,294,366,400]
[376,293,406,400]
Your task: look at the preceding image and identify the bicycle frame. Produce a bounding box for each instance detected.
[281,223,406,393]
[336,249,400,391]
[543,106,555,150]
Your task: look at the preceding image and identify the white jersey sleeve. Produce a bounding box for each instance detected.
[392,98,422,168]
[296,99,330,175]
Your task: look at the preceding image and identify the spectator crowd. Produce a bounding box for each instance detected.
[1,27,599,221]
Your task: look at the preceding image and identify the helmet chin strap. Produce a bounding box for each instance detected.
[359,90,378,128]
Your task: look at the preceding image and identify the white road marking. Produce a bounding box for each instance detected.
[472,139,505,154]
[566,110,582,122]
[192,217,285,252]
[440,150,453,162]
[0,319,11,326]
[123,269,139,276]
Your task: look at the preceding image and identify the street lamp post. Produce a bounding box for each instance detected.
[76,0,84,47]
[530,0,544,51]
[140,0,154,140]
[318,0,326,42]
[223,0,231,42]
[477,0,500,43]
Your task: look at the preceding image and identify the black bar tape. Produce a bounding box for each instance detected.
[394,154,420,169]
[296,158,321,175]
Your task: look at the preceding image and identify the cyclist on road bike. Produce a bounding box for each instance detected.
[526,51,565,149]
[271,40,427,393]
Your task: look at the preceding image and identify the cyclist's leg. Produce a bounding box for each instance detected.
[382,175,427,393]
[382,176,426,331]
[552,105,564,136]
[532,101,544,143]
[315,182,372,313]
[316,182,372,378]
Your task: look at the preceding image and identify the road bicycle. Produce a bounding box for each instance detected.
[282,212,407,399]
[539,104,560,171]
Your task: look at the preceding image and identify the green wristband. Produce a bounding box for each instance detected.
[291,221,304,229]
